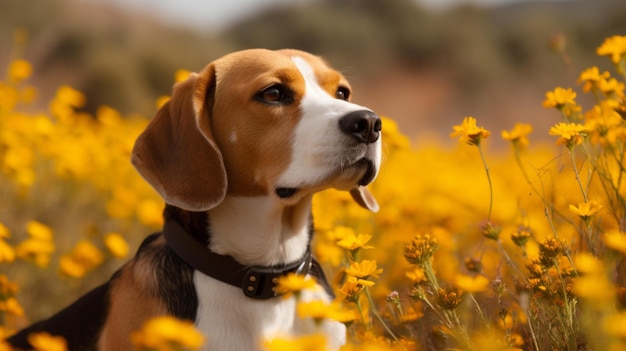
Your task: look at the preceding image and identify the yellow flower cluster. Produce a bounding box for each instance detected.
[14,221,55,268]
[131,315,205,350]
[59,240,104,278]
[3,30,626,351]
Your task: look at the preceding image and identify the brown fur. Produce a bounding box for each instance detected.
[98,257,168,350]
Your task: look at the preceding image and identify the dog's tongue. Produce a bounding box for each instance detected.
[349,186,379,212]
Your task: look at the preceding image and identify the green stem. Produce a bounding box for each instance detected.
[422,259,440,292]
[364,288,406,350]
[468,292,489,328]
[450,310,477,351]
[527,312,541,351]
[477,144,494,221]
[496,240,525,279]
[569,148,588,202]
[512,143,571,225]
[417,286,453,327]
[355,298,367,327]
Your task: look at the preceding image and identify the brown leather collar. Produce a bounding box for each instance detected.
[162,219,312,299]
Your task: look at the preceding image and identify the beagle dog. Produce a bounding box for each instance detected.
[7,49,382,351]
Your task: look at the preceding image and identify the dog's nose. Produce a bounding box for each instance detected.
[339,110,382,144]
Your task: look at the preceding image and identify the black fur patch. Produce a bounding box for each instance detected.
[129,232,199,321]
[6,282,111,351]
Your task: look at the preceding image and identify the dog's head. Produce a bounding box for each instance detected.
[132,49,381,212]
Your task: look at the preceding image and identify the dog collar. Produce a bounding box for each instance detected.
[162,219,312,300]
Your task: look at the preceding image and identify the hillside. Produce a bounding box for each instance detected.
[2,0,625,140]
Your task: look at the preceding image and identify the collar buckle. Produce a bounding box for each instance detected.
[242,252,312,299]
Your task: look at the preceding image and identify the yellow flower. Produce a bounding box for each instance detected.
[175,69,192,83]
[335,232,373,252]
[104,232,129,258]
[137,199,164,228]
[597,35,626,64]
[156,95,170,109]
[0,224,15,263]
[436,286,464,310]
[348,276,376,288]
[510,225,533,247]
[15,237,55,268]
[577,66,610,92]
[569,200,603,220]
[0,341,11,351]
[405,267,426,284]
[542,87,577,109]
[0,274,19,297]
[381,116,411,150]
[130,315,205,350]
[404,233,438,265]
[604,312,626,338]
[548,122,586,148]
[338,279,365,302]
[297,300,334,324]
[274,273,317,299]
[0,297,24,317]
[574,273,615,302]
[0,223,9,238]
[464,257,482,273]
[0,240,15,263]
[584,101,623,145]
[450,116,491,145]
[527,278,546,292]
[345,260,382,280]
[454,274,490,293]
[8,59,33,83]
[26,221,53,241]
[574,252,603,275]
[49,85,86,122]
[59,240,104,278]
[59,256,87,278]
[330,306,359,324]
[538,238,566,267]
[96,105,122,126]
[326,226,354,241]
[27,332,68,351]
[604,230,626,255]
[54,85,85,108]
[501,123,532,147]
[265,333,328,351]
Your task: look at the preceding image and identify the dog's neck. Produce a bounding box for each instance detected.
[165,195,313,267]
[207,194,313,266]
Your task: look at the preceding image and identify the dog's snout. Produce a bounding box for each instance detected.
[339,110,382,144]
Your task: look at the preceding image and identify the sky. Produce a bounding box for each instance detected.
[90,0,532,31]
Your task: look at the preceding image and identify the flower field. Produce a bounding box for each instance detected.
[2,31,626,350]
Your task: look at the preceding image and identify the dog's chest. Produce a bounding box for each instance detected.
[191,271,346,351]
[192,271,297,350]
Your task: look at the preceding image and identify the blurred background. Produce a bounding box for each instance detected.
[1,0,625,142]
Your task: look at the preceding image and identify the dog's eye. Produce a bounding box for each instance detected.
[258,85,291,104]
[336,87,351,101]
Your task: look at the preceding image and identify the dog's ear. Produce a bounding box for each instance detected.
[132,65,227,211]
[350,186,379,212]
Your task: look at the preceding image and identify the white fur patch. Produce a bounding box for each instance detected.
[194,272,346,350]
